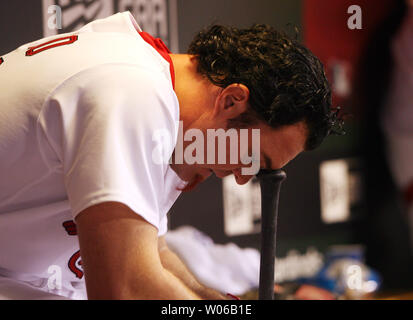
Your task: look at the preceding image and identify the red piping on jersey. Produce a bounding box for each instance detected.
[138,32,175,90]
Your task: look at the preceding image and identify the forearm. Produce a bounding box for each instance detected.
[76,205,201,300]
[84,260,201,300]
[152,268,202,300]
[159,246,229,300]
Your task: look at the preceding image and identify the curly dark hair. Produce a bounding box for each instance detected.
[188,24,342,150]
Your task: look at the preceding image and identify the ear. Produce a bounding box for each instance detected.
[212,84,250,120]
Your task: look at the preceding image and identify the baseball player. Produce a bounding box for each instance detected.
[0,11,336,299]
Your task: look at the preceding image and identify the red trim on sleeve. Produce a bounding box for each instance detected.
[138,31,175,90]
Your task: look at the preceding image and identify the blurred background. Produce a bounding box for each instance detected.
[1,0,412,299]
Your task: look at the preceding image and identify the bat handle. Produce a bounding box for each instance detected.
[256,169,287,300]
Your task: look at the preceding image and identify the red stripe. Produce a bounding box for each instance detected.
[138,32,175,90]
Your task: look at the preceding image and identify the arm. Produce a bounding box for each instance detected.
[158,236,230,300]
[75,201,201,300]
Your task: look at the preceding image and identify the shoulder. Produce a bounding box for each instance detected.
[47,62,179,124]
[83,63,173,99]
[39,63,179,162]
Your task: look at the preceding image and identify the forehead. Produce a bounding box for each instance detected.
[260,121,308,169]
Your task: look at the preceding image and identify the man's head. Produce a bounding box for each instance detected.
[170,24,337,189]
[188,23,334,148]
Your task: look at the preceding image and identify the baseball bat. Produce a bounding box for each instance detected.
[256,169,287,300]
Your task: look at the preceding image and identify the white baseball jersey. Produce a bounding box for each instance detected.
[0,11,185,299]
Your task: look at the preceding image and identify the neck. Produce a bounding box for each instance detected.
[169,54,218,133]
[168,54,218,184]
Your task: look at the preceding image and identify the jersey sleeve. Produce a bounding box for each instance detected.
[39,63,179,233]
[158,214,169,237]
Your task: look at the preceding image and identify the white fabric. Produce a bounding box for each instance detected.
[0,276,71,300]
[0,12,185,299]
[165,226,261,296]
